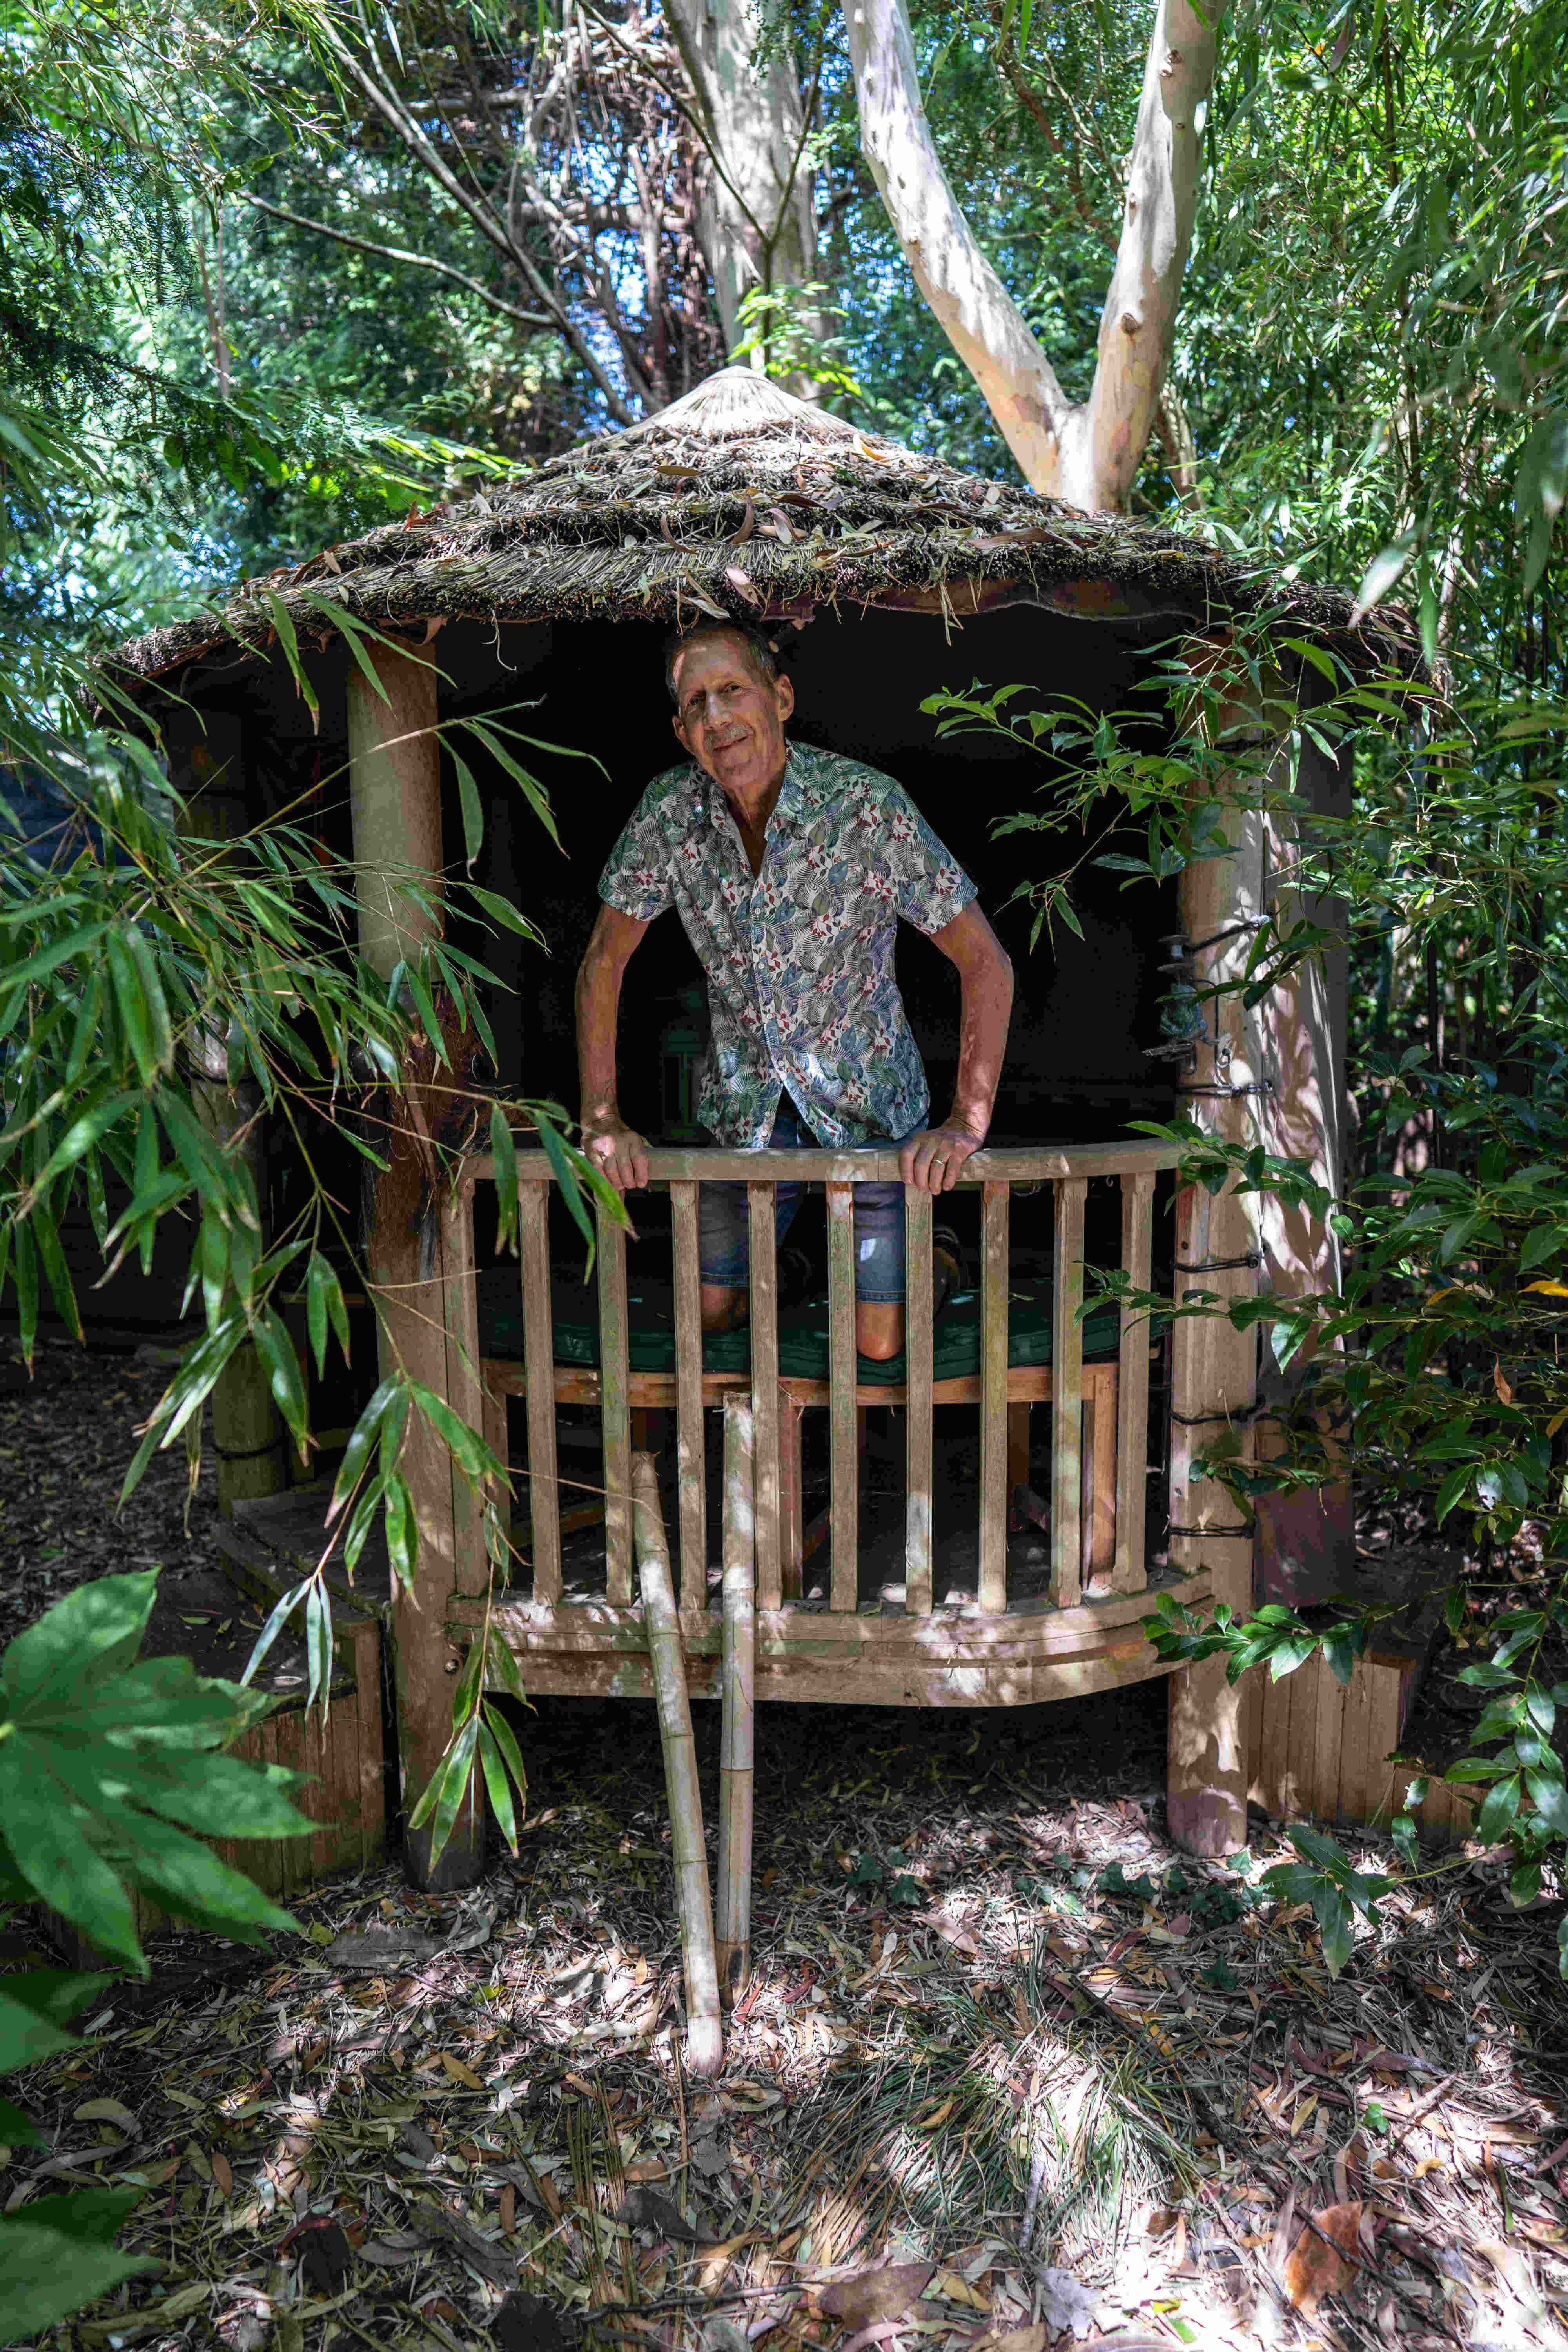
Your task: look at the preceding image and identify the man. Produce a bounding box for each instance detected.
[575,620,1013,1360]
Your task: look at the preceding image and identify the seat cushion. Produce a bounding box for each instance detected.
[477,1271,1120,1384]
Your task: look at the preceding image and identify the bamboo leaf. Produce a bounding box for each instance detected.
[262,592,321,730]
[490,1103,519,1254]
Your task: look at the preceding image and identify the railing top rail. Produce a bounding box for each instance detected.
[465,1136,1181,1188]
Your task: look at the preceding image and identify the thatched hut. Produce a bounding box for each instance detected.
[116,370,1416,2019]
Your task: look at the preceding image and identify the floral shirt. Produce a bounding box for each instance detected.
[598,743,977,1148]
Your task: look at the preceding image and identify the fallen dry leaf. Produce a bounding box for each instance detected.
[819,2263,936,2331]
[210,2149,233,2196]
[438,2049,486,2091]
[617,2185,716,2245]
[1035,2266,1098,2339]
[73,2098,137,2133]
[1283,2201,1367,2316]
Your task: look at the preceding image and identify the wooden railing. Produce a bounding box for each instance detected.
[458,1137,1179,1620]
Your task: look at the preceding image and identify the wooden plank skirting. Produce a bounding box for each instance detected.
[1247,1605,1464,1842]
[448,1569,1214,1709]
[213,1524,389,1895]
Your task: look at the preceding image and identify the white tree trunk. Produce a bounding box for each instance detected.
[667,0,822,375]
[843,0,1225,511]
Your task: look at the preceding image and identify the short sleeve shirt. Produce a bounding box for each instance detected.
[598,742,977,1148]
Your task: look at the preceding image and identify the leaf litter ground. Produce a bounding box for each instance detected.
[3,1344,1567,2352]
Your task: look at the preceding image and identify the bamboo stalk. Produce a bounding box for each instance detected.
[716,1396,756,2006]
[632,1454,723,2078]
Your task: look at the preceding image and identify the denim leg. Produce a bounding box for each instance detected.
[697,1101,806,1289]
[697,1174,802,1288]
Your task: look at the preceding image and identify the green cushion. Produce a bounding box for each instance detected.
[477,1271,1120,1385]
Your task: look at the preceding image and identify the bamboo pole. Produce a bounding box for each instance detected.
[716,1396,756,2005]
[632,1453,724,2078]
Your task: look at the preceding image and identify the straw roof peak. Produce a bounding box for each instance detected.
[617,365,859,448]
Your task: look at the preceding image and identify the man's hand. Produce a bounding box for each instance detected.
[582,1115,650,1194]
[900,1122,985,1193]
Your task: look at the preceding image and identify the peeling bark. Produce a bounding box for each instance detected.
[843,0,1226,511]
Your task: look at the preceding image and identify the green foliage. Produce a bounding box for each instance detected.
[0,1573,313,2340]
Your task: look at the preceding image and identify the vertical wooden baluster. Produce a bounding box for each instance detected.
[748,1184,781,1611]
[904,1187,933,1615]
[826,1181,858,1614]
[1114,1171,1155,1592]
[1091,1366,1117,1583]
[519,1182,560,1604]
[598,1200,632,1604]
[481,1381,509,1579]
[671,1179,706,1611]
[1051,1178,1086,1609]
[978,1181,1010,1613]
[780,1387,804,1598]
[440,1176,490,1599]
[1080,1389,1096,1586]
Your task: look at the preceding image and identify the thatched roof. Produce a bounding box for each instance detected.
[115,368,1417,689]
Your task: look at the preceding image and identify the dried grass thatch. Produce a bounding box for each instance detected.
[115,368,1417,691]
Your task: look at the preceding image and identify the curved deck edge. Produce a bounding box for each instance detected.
[449,1573,1210,1709]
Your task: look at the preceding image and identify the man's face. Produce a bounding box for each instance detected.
[671,632,795,805]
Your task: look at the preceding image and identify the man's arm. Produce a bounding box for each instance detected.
[575,901,652,1192]
[900,901,1014,1193]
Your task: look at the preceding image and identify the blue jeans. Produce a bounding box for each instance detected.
[697,1101,913,1304]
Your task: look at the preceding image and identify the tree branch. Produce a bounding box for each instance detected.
[318,18,638,424]
[844,0,1227,512]
[247,194,556,332]
[842,0,1073,486]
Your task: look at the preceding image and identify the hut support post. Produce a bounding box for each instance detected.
[347,640,485,1891]
[170,712,288,1515]
[1166,693,1271,1858]
[633,1454,724,2077]
[716,1396,756,2005]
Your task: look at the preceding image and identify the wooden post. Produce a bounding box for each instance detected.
[716,1397,756,2005]
[633,1454,724,2078]
[347,639,484,1891]
[169,709,287,1515]
[1252,708,1355,1604]
[1165,695,1269,1859]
